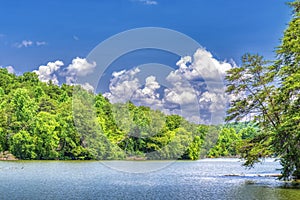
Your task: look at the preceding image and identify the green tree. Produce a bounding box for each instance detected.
[200,125,220,157]
[182,125,207,160]
[10,130,36,159]
[273,1,300,179]
[225,1,300,180]
[33,112,60,159]
[208,128,241,157]
[73,87,124,160]
[12,88,37,123]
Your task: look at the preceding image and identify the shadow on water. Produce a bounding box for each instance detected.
[231,180,300,200]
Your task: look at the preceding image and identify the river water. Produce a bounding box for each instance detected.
[0,158,299,200]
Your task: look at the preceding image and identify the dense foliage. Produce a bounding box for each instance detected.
[0,68,255,161]
[225,1,300,180]
[0,69,202,160]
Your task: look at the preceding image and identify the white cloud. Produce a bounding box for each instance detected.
[17,40,33,48]
[65,57,96,84]
[67,57,96,76]
[31,57,96,91]
[174,48,232,82]
[164,87,197,105]
[132,76,163,109]
[81,82,94,92]
[199,89,227,113]
[140,76,160,98]
[36,41,47,46]
[6,66,15,74]
[0,65,15,74]
[104,67,198,121]
[15,40,47,48]
[176,56,192,71]
[103,48,235,124]
[143,0,158,5]
[104,68,141,103]
[133,0,158,5]
[164,48,233,123]
[33,60,64,85]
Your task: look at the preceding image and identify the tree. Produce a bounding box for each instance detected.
[10,130,36,159]
[151,127,192,160]
[72,87,124,160]
[208,128,241,157]
[200,125,220,157]
[33,112,60,159]
[0,87,8,151]
[182,125,207,160]
[225,1,300,180]
[11,88,37,123]
[273,1,300,179]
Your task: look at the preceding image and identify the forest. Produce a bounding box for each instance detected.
[0,68,256,161]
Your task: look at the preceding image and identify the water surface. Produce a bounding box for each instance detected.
[1,158,299,200]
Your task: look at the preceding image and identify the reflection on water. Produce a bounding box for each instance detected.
[0,158,299,200]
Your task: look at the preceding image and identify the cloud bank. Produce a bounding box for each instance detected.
[104,48,234,124]
[30,48,234,124]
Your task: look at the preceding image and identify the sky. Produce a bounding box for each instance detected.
[0,0,293,123]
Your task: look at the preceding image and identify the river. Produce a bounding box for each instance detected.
[1,158,299,199]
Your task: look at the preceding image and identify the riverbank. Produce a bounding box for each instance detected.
[0,151,17,160]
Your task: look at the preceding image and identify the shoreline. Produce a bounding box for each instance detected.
[0,151,17,161]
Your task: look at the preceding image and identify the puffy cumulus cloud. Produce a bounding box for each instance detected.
[67,57,96,76]
[199,89,227,113]
[175,48,232,82]
[104,67,198,122]
[177,49,232,80]
[104,68,165,110]
[104,68,141,103]
[162,81,201,123]
[65,57,96,84]
[163,72,198,107]
[104,48,235,124]
[162,48,234,123]
[33,60,64,85]
[31,57,97,91]
[176,56,192,71]
[132,76,163,109]
[164,88,197,105]
[137,76,160,99]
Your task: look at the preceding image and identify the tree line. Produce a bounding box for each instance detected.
[0,68,256,161]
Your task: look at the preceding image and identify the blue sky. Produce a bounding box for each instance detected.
[0,0,291,72]
[0,0,294,123]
